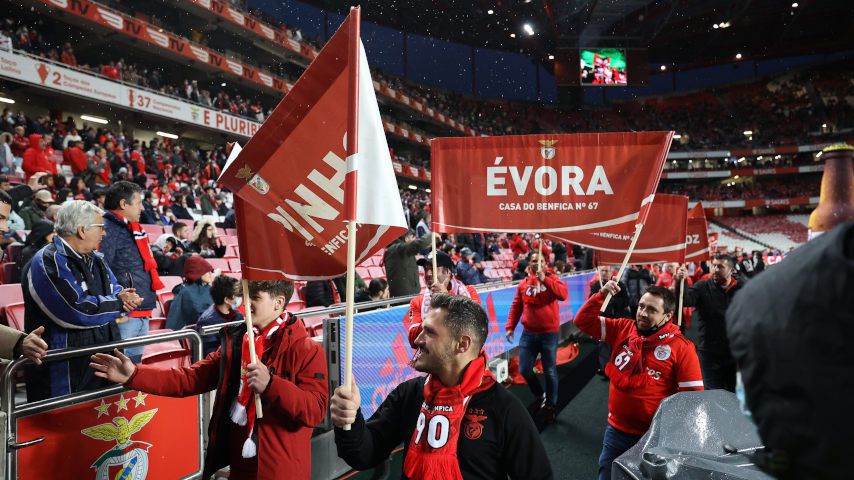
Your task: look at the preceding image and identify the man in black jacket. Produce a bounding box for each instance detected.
[383,230,435,297]
[331,294,552,479]
[675,254,745,391]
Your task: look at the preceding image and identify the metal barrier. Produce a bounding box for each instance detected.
[2,329,204,480]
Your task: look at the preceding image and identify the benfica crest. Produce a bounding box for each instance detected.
[235,165,270,195]
[81,408,158,480]
[539,140,557,160]
[464,413,487,440]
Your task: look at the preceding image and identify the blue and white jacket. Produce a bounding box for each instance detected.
[23,236,126,400]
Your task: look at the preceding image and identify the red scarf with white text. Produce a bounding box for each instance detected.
[229,314,287,458]
[403,353,495,480]
[606,321,680,390]
[112,211,164,291]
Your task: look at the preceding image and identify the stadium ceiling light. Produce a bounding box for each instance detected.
[487,9,494,14]
[220,82,227,87]
[734,175,740,179]
[735,53,743,60]
[713,23,719,29]
[407,185,417,190]
[743,130,752,135]
[719,21,731,29]
[821,123,827,128]
[660,65,667,71]
[548,54,555,60]
[673,134,682,139]
[0,96,14,104]
[791,2,798,7]
[156,131,179,139]
[426,188,432,193]
[523,24,535,36]
[510,33,516,38]
[81,114,108,124]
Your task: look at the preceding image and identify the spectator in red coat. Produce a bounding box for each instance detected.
[64,140,88,175]
[100,61,120,80]
[509,233,529,258]
[655,263,675,288]
[90,280,328,480]
[22,134,56,180]
[60,43,77,67]
[505,252,568,424]
[574,281,703,480]
[10,126,29,160]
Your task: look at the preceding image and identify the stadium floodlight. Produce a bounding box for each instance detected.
[523,24,535,36]
[719,21,731,28]
[221,82,227,87]
[713,23,719,29]
[487,9,494,14]
[81,115,108,124]
[157,131,179,139]
[673,134,682,139]
[660,65,667,71]
[735,53,743,60]
[792,2,798,7]
[510,33,516,38]
[0,96,14,104]
[734,175,740,179]
[426,188,432,193]
[821,123,827,128]
[743,130,752,135]
[548,54,555,60]
[407,185,417,190]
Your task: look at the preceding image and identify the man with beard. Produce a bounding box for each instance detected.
[332,293,552,479]
[675,254,745,391]
[574,281,703,480]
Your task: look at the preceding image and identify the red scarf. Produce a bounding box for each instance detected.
[112,211,164,291]
[229,314,287,458]
[403,353,495,480]
[606,321,681,390]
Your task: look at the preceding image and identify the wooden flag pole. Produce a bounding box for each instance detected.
[241,279,263,418]
[601,223,644,313]
[341,6,361,431]
[431,232,438,283]
[537,234,543,273]
[677,278,685,327]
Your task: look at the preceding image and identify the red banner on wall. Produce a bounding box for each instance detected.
[550,194,688,265]
[39,0,291,94]
[431,132,672,234]
[17,391,200,480]
[685,202,711,262]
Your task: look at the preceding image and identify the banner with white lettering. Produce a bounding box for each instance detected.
[430,132,672,234]
[685,202,711,262]
[220,11,407,280]
[549,194,688,265]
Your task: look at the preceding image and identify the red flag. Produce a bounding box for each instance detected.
[549,194,689,265]
[685,202,711,262]
[220,10,407,280]
[431,132,672,235]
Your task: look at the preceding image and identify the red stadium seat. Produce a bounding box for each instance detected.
[5,302,25,331]
[158,276,182,294]
[0,284,25,325]
[356,266,370,280]
[5,242,24,264]
[1,262,18,284]
[367,266,386,279]
[149,317,167,330]
[288,300,306,312]
[206,258,231,272]
[224,245,239,258]
[228,259,242,272]
[157,292,175,316]
[142,224,164,237]
[225,228,237,237]
[141,340,190,369]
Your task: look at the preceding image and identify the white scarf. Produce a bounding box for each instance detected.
[421,277,472,319]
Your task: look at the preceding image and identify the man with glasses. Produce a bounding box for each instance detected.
[22,200,142,401]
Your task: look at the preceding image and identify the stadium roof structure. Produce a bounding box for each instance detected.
[293,0,854,67]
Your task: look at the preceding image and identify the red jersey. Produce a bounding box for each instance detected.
[655,271,674,289]
[405,282,480,347]
[574,291,703,435]
[506,273,568,335]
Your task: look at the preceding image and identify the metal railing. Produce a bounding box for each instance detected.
[2,329,204,480]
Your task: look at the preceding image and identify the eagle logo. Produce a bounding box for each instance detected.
[539,140,557,160]
[464,413,487,440]
[81,409,158,480]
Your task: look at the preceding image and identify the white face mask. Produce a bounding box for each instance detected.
[232,296,242,308]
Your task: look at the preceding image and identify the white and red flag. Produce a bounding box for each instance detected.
[685,202,711,262]
[548,194,689,265]
[220,8,407,280]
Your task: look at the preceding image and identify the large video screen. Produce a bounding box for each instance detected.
[580,48,627,86]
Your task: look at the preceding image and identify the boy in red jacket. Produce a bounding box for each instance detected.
[574,280,703,480]
[90,280,328,480]
[505,252,568,423]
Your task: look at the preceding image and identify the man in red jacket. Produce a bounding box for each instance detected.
[509,233,530,258]
[574,280,703,480]
[505,252,568,423]
[90,280,328,480]
[404,250,479,348]
[64,139,88,175]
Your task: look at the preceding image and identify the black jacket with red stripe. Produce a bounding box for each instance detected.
[334,376,553,479]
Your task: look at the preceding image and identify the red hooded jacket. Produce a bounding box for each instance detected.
[22,134,57,180]
[64,145,88,175]
[509,234,529,257]
[126,314,328,479]
[506,273,568,334]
